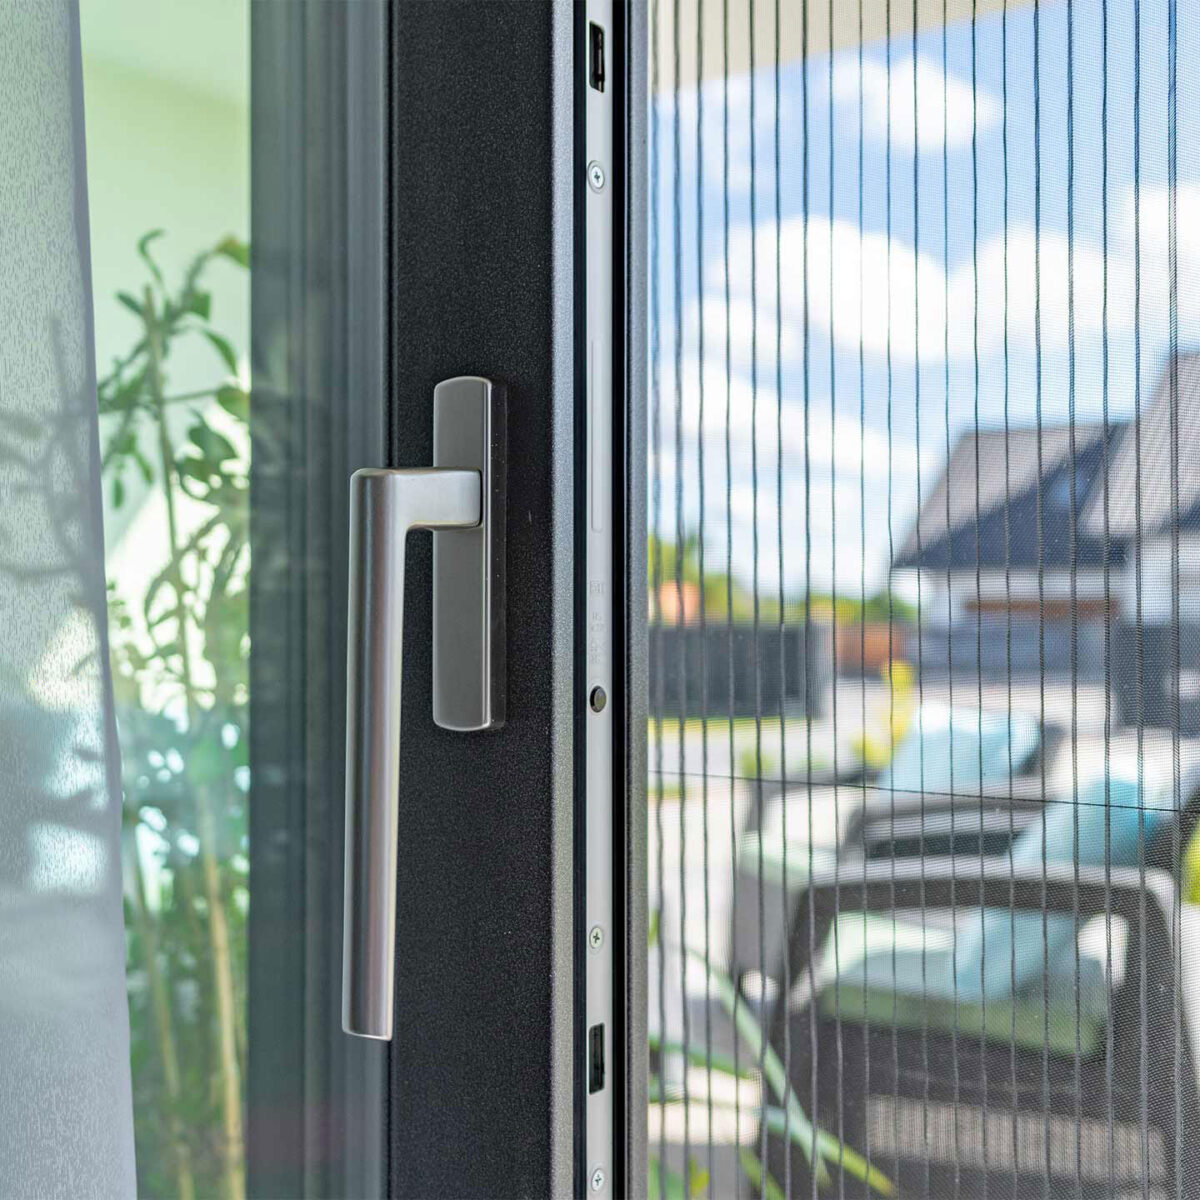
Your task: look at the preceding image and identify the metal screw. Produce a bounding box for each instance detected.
[587,160,606,192]
[588,925,604,950]
[589,685,607,713]
[590,1167,606,1192]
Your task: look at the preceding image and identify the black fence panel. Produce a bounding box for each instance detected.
[647,623,831,721]
[1113,621,1200,734]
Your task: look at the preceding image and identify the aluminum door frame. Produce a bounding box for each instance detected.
[580,2,649,1196]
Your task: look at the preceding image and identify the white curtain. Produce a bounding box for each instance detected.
[0,0,136,1194]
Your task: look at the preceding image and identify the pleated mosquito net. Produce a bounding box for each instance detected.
[646,1,1200,1195]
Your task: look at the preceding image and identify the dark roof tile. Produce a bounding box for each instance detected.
[894,421,1125,571]
[1080,352,1200,540]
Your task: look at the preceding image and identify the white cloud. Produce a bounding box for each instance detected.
[654,363,905,480]
[1117,183,1200,335]
[833,55,1000,153]
[694,214,1132,368]
[1123,183,1200,261]
[693,294,802,372]
[692,216,945,367]
[649,364,924,592]
[964,229,1130,355]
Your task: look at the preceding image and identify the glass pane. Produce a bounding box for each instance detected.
[81,4,250,1195]
[648,1,1200,1196]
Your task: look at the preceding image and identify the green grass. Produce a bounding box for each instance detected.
[650,780,689,802]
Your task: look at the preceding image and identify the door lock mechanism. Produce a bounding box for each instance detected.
[342,376,506,1040]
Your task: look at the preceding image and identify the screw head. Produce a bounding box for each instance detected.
[589,685,607,713]
[590,1167,606,1192]
[587,160,606,192]
[588,925,604,950]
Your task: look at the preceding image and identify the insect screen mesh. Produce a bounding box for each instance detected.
[646,1,1200,1197]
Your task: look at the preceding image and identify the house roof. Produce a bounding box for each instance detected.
[893,420,1126,572]
[1080,352,1200,541]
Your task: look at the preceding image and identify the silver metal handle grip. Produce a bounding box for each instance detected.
[343,377,505,1040]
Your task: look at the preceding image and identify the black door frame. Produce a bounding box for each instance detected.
[614,3,649,1196]
[383,4,576,1194]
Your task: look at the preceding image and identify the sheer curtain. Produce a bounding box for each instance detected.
[0,0,136,1194]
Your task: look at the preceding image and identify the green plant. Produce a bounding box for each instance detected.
[100,231,249,1200]
[647,913,893,1197]
[649,1155,711,1199]
[736,743,778,784]
[850,659,916,772]
[647,529,916,625]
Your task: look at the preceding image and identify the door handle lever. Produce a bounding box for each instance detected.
[343,376,506,1040]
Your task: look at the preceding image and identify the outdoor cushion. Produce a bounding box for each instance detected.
[879,704,1041,799]
[816,912,1112,1057]
[953,772,1170,1000]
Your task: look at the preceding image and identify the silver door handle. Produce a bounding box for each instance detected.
[343,376,506,1040]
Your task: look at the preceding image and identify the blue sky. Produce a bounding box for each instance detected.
[650,0,1200,595]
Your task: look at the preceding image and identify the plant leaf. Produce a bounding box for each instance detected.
[649,1082,895,1197]
[687,946,826,1182]
[737,1150,785,1200]
[202,329,239,374]
[648,1033,755,1080]
[216,385,249,423]
[117,291,144,319]
[686,945,893,1193]
[814,1135,895,1197]
[760,1110,895,1196]
[136,229,165,285]
[648,1159,688,1200]
[177,456,214,487]
[688,1158,709,1197]
[187,290,212,320]
[214,235,249,268]
[188,422,237,465]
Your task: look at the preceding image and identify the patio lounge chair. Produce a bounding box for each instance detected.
[728,776,1047,1011]
[757,855,1200,1197]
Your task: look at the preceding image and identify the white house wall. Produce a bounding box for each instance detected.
[897,569,1112,625]
[1119,534,1200,625]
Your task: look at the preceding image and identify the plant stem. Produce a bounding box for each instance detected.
[160,387,223,406]
[146,289,246,1200]
[128,837,195,1200]
[197,802,246,1199]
